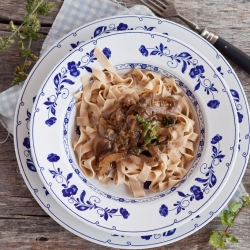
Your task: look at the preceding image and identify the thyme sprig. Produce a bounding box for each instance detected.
[136,114,160,145]
[0,0,54,85]
[209,195,250,249]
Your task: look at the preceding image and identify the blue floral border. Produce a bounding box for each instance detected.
[43,49,97,127]
[21,99,50,197]
[139,43,220,109]
[47,153,130,221]
[159,134,225,217]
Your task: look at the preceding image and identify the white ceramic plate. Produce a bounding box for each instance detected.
[14,15,249,248]
[30,30,238,236]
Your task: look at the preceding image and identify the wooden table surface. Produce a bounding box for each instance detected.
[0,0,250,249]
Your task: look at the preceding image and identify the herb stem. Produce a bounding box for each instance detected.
[1,0,44,48]
[6,23,24,41]
[31,0,45,14]
[223,205,244,236]
[3,0,54,85]
[28,37,32,49]
[209,196,250,249]
[24,37,32,64]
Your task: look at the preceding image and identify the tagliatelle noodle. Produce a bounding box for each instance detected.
[73,47,198,197]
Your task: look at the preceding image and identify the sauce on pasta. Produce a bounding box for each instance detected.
[74,47,198,197]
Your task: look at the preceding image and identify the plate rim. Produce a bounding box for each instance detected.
[30,30,239,235]
[14,14,250,248]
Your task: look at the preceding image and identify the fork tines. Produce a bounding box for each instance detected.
[140,0,177,18]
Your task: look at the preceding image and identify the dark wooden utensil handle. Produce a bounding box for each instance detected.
[214,37,250,74]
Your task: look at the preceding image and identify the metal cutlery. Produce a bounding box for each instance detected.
[140,0,250,74]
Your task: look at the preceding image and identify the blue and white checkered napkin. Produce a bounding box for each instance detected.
[0,0,153,135]
[0,0,247,209]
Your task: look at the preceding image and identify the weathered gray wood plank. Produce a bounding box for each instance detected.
[0,207,249,250]
[0,0,250,249]
[0,0,63,25]
[0,29,47,93]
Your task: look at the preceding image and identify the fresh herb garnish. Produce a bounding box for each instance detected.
[0,0,54,85]
[164,116,174,125]
[209,195,250,249]
[136,114,160,145]
[143,134,158,146]
[163,116,176,131]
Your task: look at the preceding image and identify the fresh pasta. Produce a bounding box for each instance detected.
[73,47,198,197]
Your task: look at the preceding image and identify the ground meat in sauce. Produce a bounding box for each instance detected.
[93,91,179,176]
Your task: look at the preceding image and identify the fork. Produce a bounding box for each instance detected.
[140,0,250,74]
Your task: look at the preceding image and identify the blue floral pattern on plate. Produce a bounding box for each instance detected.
[140,228,176,240]
[47,153,130,221]
[159,134,225,217]
[139,43,220,109]
[217,67,243,150]
[43,49,97,126]
[102,47,111,59]
[22,109,36,172]
[91,22,157,39]
[111,228,177,240]
[230,89,243,123]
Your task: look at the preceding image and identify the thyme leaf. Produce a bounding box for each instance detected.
[0,0,54,85]
[209,195,250,249]
[136,114,160,145]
